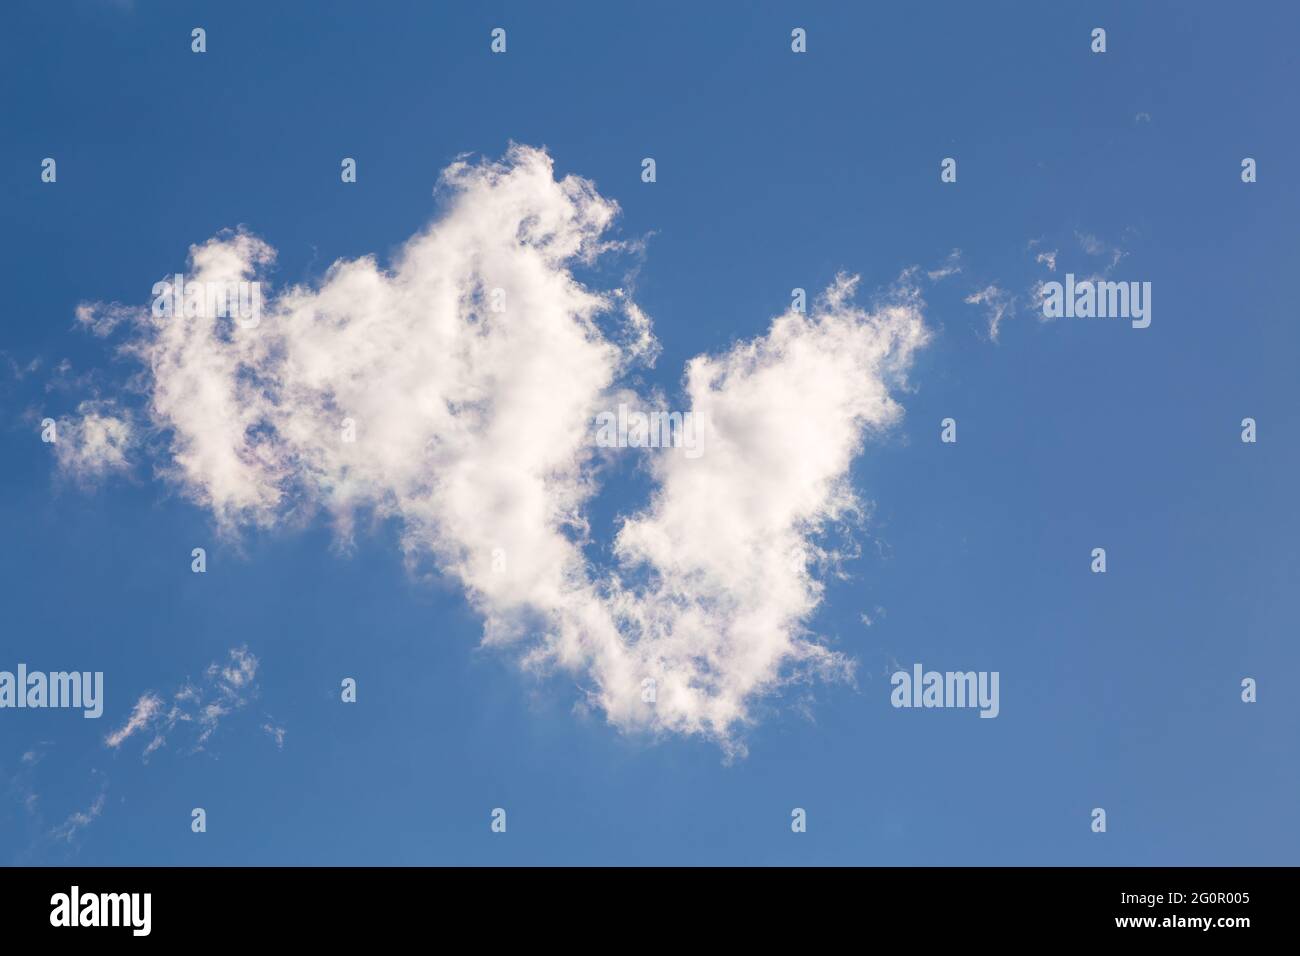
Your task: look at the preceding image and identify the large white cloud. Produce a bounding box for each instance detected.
[75,145,929,754]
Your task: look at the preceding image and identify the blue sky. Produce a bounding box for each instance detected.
[1,1,1297,865]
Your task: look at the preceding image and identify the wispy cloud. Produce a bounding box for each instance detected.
[1026,237,1058,273]
[105,647,267,758]
[859,606,885,628]
[926,248,963,281]
[103,693,163,749]
[964,284,1016,341]
[50,788,106,844]
[1017,230,1134,326]
[1074,230,1126,273]
[10,759,113,849]
[261,723,286,749]
[0,351,42,383]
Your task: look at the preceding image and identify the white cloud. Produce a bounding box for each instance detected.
[7,745,106,849]
[75,301,137,338]
[593,274,926,746]
[211,645,257,691]
[52,400,133,483]
[1076,231,1105,256]
[1072,231,1128,280]
[262,723,286,748]
[926,249,962,281]
[964,284,1016,341]
[104,647,260,756]
[74,146,929,754]
[0,351,42,382]
[104,692,163,749]
[50,790,106,843]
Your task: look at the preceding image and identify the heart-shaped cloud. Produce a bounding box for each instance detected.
[68,145,929,756]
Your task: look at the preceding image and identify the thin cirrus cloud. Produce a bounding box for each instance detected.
[964,284,1016,341]
[10,748,110,848]
[70,145,929,756]
[50,788,107,844]
[104,646,268,758]
[960,230,1133,340]
[5,649,265,851]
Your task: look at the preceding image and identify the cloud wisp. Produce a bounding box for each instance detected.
[72,145,929,755]
[105,647,265,758]
[964,284,1018,342]
[50,788,107,844]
